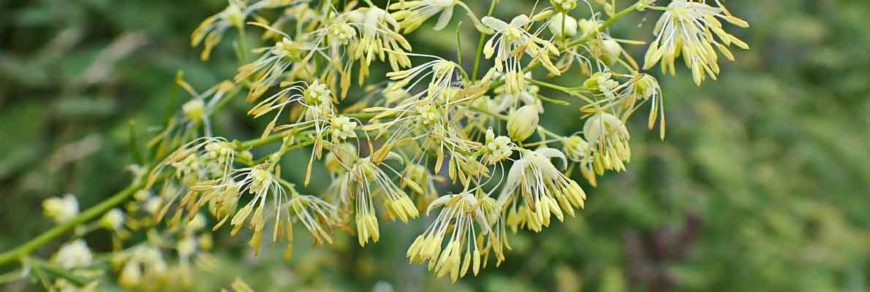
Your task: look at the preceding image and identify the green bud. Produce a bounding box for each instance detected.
[550,0,578,13]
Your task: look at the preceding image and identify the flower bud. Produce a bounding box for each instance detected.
[100,208,125,230]
[583,72,619,93]
[53,240,93,269]
[43,194,79,223]
[484,128,513,164]
[578,19,601,38]
[144,197,162,215]
[330,116,358,141]
[133,190,150,202]
[599,39,622,66]
[563,136,590,161]
[548,14,578,38]
[507,105,540,142]
[177,236,198,258]
[550,0,578,12]
[182,99,205,122]
[633,74,658,100]
[329,23,355,45]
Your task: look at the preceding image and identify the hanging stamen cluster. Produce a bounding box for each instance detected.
[136,0,750,282]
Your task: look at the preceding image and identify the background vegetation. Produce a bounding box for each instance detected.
[1,0,867,290]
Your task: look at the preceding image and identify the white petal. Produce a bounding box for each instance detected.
[510,14,530,28]
[535,147,567,169]
[433,8,454,31]
[385,152,404,163]
[504,159,526,190]
[426,195,453,215]
[482,16,507,31]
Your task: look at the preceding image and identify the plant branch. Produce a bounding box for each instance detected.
[0,178,146,266]
[471,0,497,80]
[564,3,642,49]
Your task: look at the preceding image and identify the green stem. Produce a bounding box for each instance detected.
[236,25,249,63]
[0,128,298,267]
[564,3,641,48]
[471,0,497,80]
[0,178,146,266]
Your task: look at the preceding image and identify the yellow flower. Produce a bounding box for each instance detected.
[334,155,419,246]
[389,0,459,33]
[214,164,288,254]
[386,59,458,100]
[155,137,237,188]
[191,0,244,60]
[346,7,413,84]
[629,74,666,140]
[191,0,298,60]
[583,112,631,173]
[236,37,312,101]
[287,194,339,245]
[407,193,487,281]
[644,0,749,85]
[400,163,443,211]
[482,14,561,76]
[499,148,586,232]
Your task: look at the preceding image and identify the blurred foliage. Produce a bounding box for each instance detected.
[1,0,867,291]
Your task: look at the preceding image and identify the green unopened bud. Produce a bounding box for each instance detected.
[99,208,125,230]
[548,14,578,38]
[330,116,358,141]
[507,105,540,142]
[43,194,79,223]
[633,74,658,100]
[550,0,578,12]
[563,136,590,160]
[182,99,205,122]
[272,38,302,61]
[531,10,555,22]
[239,150,254,162]
[484,128,513,164]
[583,72,617,92]
[303,81,331,105]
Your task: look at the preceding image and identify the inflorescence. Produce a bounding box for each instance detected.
[32,0,749,287]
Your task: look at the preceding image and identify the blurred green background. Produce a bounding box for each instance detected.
[0,0,867,291]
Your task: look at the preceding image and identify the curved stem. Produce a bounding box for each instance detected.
[236,25,249,63]
[0,179,146,266]
[471,0,497,80]
[564,3,642,49]
[0,129,296,267]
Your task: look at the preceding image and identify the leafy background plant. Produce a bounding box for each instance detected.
[0,0,867,291]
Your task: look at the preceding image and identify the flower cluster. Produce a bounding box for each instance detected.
[32,0,750,287]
